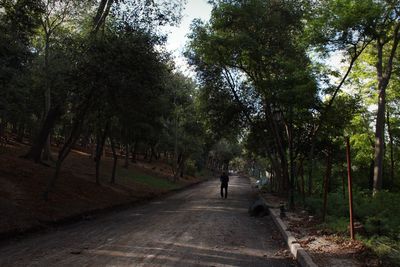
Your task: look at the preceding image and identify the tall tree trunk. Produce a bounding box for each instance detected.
[300,164,305,205]
[0,120,5,150]
[42,33,52,161]
[288,108,295,209]
[110,137,117,184]
[295,157,305,205]
[369,159,375,190]
[322,150,332,222]
[303,41,371,197]
[177,152,186,178]
[373,27,400,194]
[149,145,155,163]
[95,122,109,185]
[43,118,82,200]
[92,0,114,35]
[124,143,129,168]
[387,110,395,187]
[0,117,5,143]
[16,121,25,142]
[270,153,282,192]
[307,139,315,196]
[266,150,280,192]
[342,168,346,200]
[131,141,137,163]
[373,76,386,193]
[264,103,289,192]
[24,105,61,162]
[43,89,94,200]
[174,152,183,181]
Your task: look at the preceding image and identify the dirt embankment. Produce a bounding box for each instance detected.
[0,142,204,239]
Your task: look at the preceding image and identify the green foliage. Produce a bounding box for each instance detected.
[187,0,319,188]
[2,2,400,255]
[322,216,349,233]
[158,72,207,175]
[306,190,400,264]
[353,190,400,237]
[184,159,197,176]
[195,168,213,179]
[361,236,400,265]
[197,79,244,141]
[349,114,374,164]
[305,0,382,52]
[306,190,400,237]
[307,190,360,219]
[209,138,241,170]
[304,196,324,215]
[0,0,43,124]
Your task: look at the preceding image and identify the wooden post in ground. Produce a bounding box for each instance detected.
[346,137,355,240]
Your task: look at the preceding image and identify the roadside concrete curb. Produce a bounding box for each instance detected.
[259,195,318,267]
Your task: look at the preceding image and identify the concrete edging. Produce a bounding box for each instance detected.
[259,195,318,267]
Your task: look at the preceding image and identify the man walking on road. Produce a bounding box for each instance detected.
[220,172,229,199]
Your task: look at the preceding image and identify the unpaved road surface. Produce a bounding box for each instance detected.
[0,176,296,266]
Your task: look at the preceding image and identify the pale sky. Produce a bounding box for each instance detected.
[162,0,213,76]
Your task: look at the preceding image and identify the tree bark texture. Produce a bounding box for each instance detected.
[373,25,400,194]
[124,143,129,168]
[288,108,295,209]
[42,33,52,161]
[95,122,109,185]
[322,151,332,222]
[92,0,114,35]
[24,105,61,162]
[386,110,395,187]
[264,103,290,192]
[43,89,95,200]
[110,137,117,184]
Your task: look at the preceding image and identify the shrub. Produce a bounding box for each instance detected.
[353,190,400,237]
[361,235,400,265]
[323,215,349,233]
[185,159,197,176]
[304,196,323,215]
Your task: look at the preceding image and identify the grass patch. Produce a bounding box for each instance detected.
[303,191,400,266]
[320,216,349,233]
[360,235,400,266]
[196,168,212,178]
[116,167,178,190]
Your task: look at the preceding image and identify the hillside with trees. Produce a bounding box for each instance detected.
[0,0,216,237]
[1,0,400,265]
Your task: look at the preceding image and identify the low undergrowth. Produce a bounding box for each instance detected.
[304,190,400,266]
[117,167,179,190]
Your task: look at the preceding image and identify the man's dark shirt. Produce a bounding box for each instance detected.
[220,174,229,186]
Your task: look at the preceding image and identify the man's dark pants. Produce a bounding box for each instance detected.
[220,182,228,198]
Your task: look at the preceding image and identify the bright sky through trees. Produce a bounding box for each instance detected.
[162,0,212,76]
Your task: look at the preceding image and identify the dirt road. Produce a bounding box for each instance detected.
[0,176,296,266]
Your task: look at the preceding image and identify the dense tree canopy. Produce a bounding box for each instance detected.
[2,0,400,262]
[0,0,210,198]
[186,1,400,260]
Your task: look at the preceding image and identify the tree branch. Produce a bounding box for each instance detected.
[221,66,254,125]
